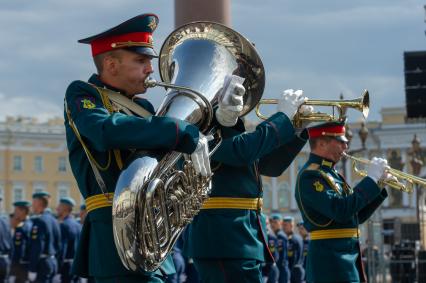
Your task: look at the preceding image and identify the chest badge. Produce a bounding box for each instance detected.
[313,181,324,192]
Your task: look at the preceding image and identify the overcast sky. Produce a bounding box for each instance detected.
[0,0,425,123]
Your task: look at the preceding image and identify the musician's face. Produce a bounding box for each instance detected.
[269,219,282,233]
[324,138,348,163]
[112,50,154,96]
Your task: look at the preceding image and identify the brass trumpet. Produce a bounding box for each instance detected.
[255,90,370,127]
[343,153,426,193]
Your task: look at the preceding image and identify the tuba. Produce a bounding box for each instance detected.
[112,21,265,272]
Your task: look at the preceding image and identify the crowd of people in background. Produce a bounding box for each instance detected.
[0,192,85,283]
[0,191,310,283]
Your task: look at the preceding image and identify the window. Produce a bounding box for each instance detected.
[58,157,67,172]
[278,182,291,210]
[13,156,23,171]
[13,183,25,202]
[34,156,44,173]
[57,183,70,200]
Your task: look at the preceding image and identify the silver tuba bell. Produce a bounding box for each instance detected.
[112,21,265,272]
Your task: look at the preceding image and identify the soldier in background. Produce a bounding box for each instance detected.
[264,217,279,283]
[269,214,289,283]
[28,192,61,283]
[10,201,32,283]
[296,221,309,283]
[0,197,11,283]
[56,197,81,283]
[282,217,304,283]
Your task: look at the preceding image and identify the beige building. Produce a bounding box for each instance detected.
[0,116,80,214]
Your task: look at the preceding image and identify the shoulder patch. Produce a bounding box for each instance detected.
[82,98,96,109]
[313,180,324,192]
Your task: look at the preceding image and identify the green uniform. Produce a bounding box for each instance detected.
[64,74,200,281]
[186,113,307,283]
[295,153,388,283]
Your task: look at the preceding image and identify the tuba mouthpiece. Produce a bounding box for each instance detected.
[144,77,158,88]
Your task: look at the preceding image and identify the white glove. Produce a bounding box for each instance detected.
[277,89,307,120]
[190,133,212,177]
[295,104,315,135]
[367,157,388,183]
[28,272,37,282]
[215,75,245,127]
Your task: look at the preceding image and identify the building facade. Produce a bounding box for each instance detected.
[0,117,80,214]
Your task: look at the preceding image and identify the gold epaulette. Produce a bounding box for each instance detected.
[319,170,340,194]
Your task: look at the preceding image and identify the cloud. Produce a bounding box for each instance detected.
[0,93,62,122]
[0,0,424,124]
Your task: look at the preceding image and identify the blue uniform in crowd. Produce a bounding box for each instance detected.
[286,232,304,283]
[276,230,290,283]
[59,214,81,283]
[166,235,185,283]
[11,201,32,283]
[0,215,12,283]
[265,232,279,283]
[29,192,61,283]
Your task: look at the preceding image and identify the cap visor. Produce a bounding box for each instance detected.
[127,46,158,58]
[335,135,349,143]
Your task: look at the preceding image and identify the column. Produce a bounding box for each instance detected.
[174,0,231,28]
[271,177,278,211]
[290,162,297,210]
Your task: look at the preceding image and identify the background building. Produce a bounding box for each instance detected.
[0,117,80,213]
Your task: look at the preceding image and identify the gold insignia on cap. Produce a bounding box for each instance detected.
[82,99,96,109]
[148,18,157,31]
[313,181,324,192]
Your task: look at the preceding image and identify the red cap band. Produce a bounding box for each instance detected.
[308,125,346,139]
[91,32,153,56]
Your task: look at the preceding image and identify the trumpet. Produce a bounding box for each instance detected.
[343,153,426,193]
[255,90,369,128]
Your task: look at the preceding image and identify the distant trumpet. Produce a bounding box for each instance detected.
[343,153,426,193]
[256,90,369,127]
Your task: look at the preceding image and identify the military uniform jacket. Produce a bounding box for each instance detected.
[65,75,200,278]
[12,218,32,264]
[295,153,387,282]
[59,216,81,264]
[0,217,12,257]
[28,211,61,272]
[186,112,307,261]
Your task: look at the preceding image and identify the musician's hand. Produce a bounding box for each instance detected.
[367,157,388,183]
[191,133,212,177]
[277,89,307,120]
[28,272,37,282]
[295,105,315,136]
[215,75,245,127]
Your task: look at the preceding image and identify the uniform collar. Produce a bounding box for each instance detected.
[88,74,126,95]
[308,153,335,169]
